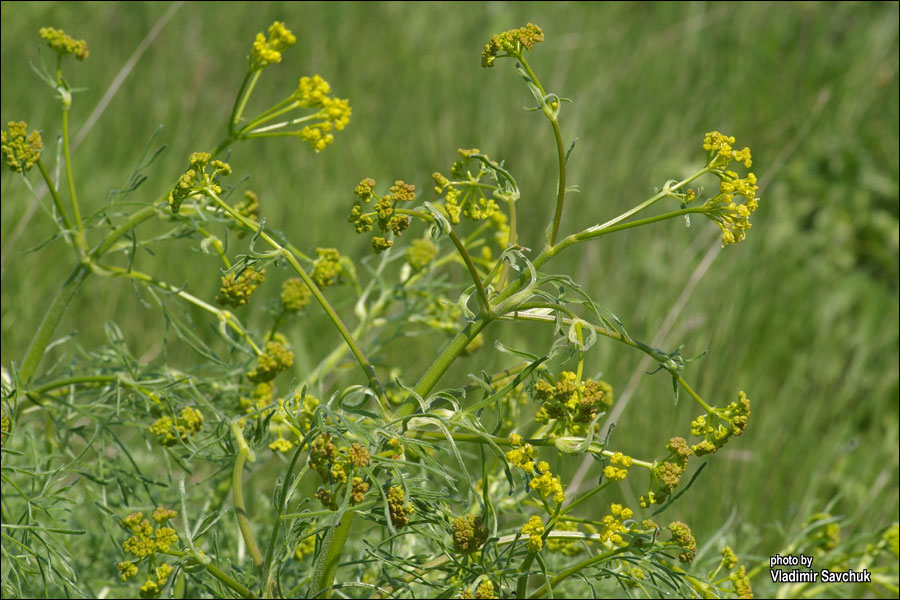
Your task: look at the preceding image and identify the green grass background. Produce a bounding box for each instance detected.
[2,1,898,596]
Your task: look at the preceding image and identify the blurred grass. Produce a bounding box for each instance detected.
[2,1,898,595]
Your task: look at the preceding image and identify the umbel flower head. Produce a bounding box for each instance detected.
[290,75,352,152]
[387,485,414,528]
[149,406,204,446]
[118,509,178,598]
[168,152,232,213]
[481,23,544,67]
[347,178,416,253]
[700,132,760,245]
[247,341,294,383]
[249,21,296,70]
[452,514,488,554]
[1,122,43,173]
[39,26,89,60]
[281,277,311,311]
[217,266,266,307]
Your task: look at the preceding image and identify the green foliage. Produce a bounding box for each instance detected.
[1,3,897,599]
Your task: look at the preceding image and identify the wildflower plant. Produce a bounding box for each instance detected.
[6,18,893,600]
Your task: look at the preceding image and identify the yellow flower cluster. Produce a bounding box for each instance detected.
[506,439,536,473]
[39,26,89,60]
[348,178,416,253]
[288,75,352,152]
[137,564,173,599]
[311,247,343,287]
[1,121,43,173]
[722,546,738,569]
[703,131,752,169]
[530,461,565,504]
[701,132,760,245]
[602,451,633,481]
[247,341,294,383]
[149,406,204,447]
[599,504,633,547]
[281,277,312,311]
[533,371,613,434]
[307,433,373,506]
[217,266,266,307]
[506,435,566,503]
[481,23,544,67]
[406,238,439,270]
[432,150,513,243]
[689,391,751,456]
[474,579,499,599]
[119,508,179,596]
[452,514,488,554]
[730,565,753,599]
[388,485,414,528]
[640,437,693,508]
[249,21,296,70]
[667,521,697,563]
[168,152,231,213]
[521,515,545,552]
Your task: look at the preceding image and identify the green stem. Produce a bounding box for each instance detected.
[447,229,491,312]
[498,198,518,291]
[392,208,491,310]
[574,320,584,383]
[209,191,389,416]
[518,55,566,246]
[62,99,84,238]
[516,553,537,599]
[261,445,308,597]
[20,199,161,385]
[231,422,264,571]
[675,375,715,413]
[36,158,73,232]
[91,203,161,258]
[539,206,708,269]
[194,224,231,268]
[230,70,261,132]
[404,430,559,447]
[309,510,356,599]
[96,263,261,354]
[591,168,711,235]
[240,97,302,133]
[163,549,258,599]
[19,264,88,383]
[528,547,628,598]
[406,318,490,413]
